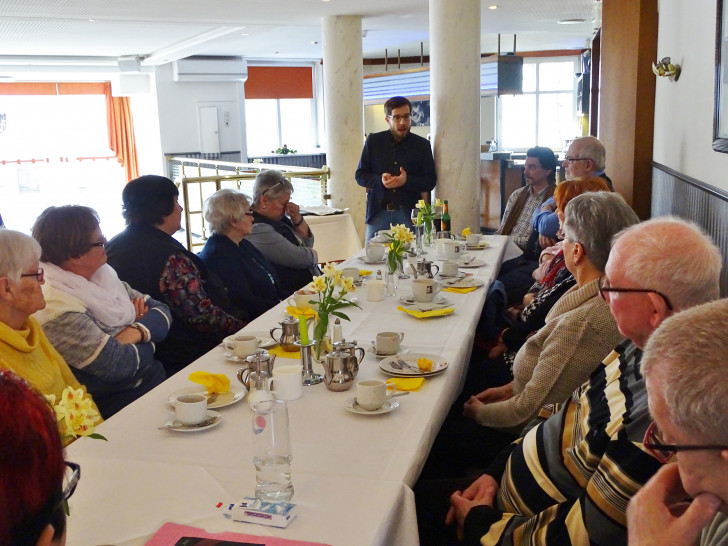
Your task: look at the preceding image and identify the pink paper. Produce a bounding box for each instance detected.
[145,522,330,546]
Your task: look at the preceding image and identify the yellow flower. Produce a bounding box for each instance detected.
[322,262,337,276]
[462,227,471,236]
[341,276,355,292]
[416,199,426,209]
[434,198,443,208]
[310,275,327,293]
[47,387,103,441]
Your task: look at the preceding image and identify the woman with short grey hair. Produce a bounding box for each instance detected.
[200,188,284,320]
[246,169,320,295]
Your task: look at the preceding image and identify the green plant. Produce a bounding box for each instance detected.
[272,144,297,154]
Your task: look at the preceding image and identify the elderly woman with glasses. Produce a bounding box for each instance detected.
[30,205,169,418]
[106,175,246,375]
[0,230,100,419]
[199,189,284,320]
[246,170,321,295]
[0,370,80,546]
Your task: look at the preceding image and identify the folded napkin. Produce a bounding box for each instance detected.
[268,345,301,359]
[462,227,471,236]
[442,286,478,294]
[359,269,373,276]
[188,371,230,394]
[397,306,455,319]
[386,377,425,391]
[285,305,317,319]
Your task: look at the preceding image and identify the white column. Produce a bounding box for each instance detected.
[429,0,481,235]
[322,15,365,243]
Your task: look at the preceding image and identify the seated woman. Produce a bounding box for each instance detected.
[245,170,321,295]
[0,229,100,417]
[31,205,169,418]
[464,192,639,430]
[199,189,284,320]
[105,175,246,375]
[0,370,74,546]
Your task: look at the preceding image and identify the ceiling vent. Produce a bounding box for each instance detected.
[172,56,248,82]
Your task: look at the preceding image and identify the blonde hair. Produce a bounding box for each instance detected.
[203,189,251,234]
[0,230,41,283]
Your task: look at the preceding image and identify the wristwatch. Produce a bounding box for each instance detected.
[131,322,151,343]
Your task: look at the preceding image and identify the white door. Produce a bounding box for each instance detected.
[199,106,220,154]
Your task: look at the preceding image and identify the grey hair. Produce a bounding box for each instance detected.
[573,136,606,171]
[203,189,251,234]
[643,298,728,444]
[0,230,41,283]
[613,216,722,310]
[252,170,294,206]
[563,192,639,272]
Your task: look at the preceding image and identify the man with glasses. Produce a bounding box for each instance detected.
[627,299,728,545]
[356,96,436,242]
[421,217,721,545]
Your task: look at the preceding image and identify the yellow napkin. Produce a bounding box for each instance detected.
[462,227,471,236]
[359,269,373,276]
[442,286,478,294]
[188,371,230,394]
[269,345,301,359]
[397,306,455,319]
[387,377,425,391]
[285,305,317,319]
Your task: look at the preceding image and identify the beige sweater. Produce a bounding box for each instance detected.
[475,278,624,429]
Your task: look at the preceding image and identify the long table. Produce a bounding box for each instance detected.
[65,236,508,545]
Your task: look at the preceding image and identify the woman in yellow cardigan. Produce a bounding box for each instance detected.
[0,229,100,420]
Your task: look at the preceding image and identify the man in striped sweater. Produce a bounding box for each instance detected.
[429,217,722,545]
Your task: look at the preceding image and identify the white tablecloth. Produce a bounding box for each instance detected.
[66,236,508,546]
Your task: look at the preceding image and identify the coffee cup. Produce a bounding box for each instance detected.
[342,267,360,282]
[268,365,303,401]
[437,239,464,259]
[356,379,397,411]
[171,393,207,425]
[441,260,459,277]
[288,290,317,310]
[375,331,404,355]
[233,335,259,359]
[466,233,481,246]
[412,278,443,302]
[366,243,385,261]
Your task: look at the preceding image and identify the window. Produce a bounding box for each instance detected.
[497,57,579,151]
[0,94,127,236]
[245,98,314,156]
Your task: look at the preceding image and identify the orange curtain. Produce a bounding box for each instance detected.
[104,82,139,181]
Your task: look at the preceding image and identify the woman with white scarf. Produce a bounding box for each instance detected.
[32,205,170,418]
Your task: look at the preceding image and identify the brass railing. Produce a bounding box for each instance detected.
[167,156,330,251]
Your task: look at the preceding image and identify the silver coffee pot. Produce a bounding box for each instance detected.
[410,258,440,279]
[237,349,276,389]
[322,339,364,391]
[270,316,300,351]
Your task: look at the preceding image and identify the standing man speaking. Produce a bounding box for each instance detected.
[356,96,436,243]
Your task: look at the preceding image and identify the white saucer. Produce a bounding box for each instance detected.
[345,398,399,415]
[438,271,466,279]
[223,332,277,351]
[167,384,246,409]
[379,353,448,377]
[367,345,410,358]
[223,351,247,363]
[161,410,222,432]
[444,277,486,289]
[360,257,387,265]
[458,258,486,268]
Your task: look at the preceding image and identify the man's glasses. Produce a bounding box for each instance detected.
[20,268,44,282]
[564,156,589,163]
[643,422,728,463]
[388,114,411,122]
[62,461,81,502]
[597,275,674,311]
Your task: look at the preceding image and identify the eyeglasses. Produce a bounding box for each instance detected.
[643,422,728,463]
[388,114,411,122]
[62,461,81,502]
[245,209,254,217]
[89,236,107,249]
[564,156,589,163]
[20,268,44,282]
[597,275,674,311]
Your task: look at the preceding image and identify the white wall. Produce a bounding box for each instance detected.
[153,63,245,155]
[653,0,728,193]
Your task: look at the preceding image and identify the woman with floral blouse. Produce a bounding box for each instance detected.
[106,175,246,375]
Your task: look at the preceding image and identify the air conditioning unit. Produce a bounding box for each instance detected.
[172,57,248,82]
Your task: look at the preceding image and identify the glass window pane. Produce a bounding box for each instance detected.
[538,93,576,149]
[280,99,313,153]
[522,63,537,93]
[501,94,536,150]
[245,99,279,155]
[539,61,576,92]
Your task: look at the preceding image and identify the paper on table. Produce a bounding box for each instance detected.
[442,286,477,294]
[396,306,455,319]
[146,521,330,545]
[386,377,425,391]
[188,371,230,394]
[269,345,301,359]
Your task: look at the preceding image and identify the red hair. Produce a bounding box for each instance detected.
[0,371,65,544]
[554,176,611,214]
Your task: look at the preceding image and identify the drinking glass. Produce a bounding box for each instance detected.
[252,399,294,502]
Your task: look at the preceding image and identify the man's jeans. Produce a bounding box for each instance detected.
[365,209,413,243]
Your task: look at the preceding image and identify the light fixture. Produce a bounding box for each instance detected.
[557,18,586,24]
[488,5,498,9]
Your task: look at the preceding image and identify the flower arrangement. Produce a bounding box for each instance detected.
[46,387,105,445]
[305,263,361,358]
[384,223,415,274]
[272,144,297,155]
[415,198,443,245]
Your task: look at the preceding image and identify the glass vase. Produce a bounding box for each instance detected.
[414,223,424,255]
[423,218,434,246]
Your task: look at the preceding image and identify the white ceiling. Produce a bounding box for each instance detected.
[0,0,597,68]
